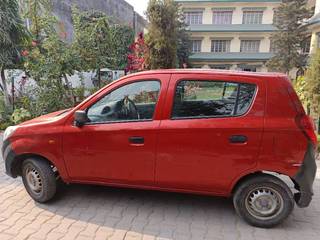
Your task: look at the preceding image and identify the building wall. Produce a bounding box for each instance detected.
[51,0,146,42]
[309,0,320,53]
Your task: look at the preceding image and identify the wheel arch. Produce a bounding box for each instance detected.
[230,170,294,196]
[10,153,58,178]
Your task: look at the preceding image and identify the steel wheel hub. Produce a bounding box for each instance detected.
[245,187,284,220]
[25,167,42,194]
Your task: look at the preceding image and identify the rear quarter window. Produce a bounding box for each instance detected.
[172,80,256,119]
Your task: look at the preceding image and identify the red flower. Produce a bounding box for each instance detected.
[21,50,29,57]
[31,40,37,47]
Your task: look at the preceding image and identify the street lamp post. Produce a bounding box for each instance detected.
[11,76,14,111]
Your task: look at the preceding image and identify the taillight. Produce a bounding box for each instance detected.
[296,114,318,147]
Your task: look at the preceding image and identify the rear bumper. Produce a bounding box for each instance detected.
[1,139,18,178]
[292,143,317,208]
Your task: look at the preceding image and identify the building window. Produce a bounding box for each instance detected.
[213,10,233,24]
[211,40,231,52]
[241,66,257,72]
[240,40,260,53]
[191,40,202,53]
[210,65,230,70]
[242,11,263,24]
[301,36,311,54]
[184,12,203,25]
[273,10,279,25]
[269,39,277,53]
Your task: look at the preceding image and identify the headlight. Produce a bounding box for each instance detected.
[3,126,18,141]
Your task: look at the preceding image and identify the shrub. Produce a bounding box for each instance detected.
[10,108,32,124]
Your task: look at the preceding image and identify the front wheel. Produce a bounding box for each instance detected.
[233,174,294,228]
[22,158,57,203]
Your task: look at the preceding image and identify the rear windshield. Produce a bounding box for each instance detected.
[172,80,256,119]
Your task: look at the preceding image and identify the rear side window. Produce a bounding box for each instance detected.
[172,80,256,119]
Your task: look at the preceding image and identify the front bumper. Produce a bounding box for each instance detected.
[292,143,317,208]
[2,139,18,178]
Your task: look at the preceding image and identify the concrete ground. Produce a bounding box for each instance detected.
[0,136,319,240]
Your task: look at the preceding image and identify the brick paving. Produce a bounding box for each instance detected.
[0,136,319,240]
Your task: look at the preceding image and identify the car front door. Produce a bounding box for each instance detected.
[155,73,265,194]
[63,74,170,185]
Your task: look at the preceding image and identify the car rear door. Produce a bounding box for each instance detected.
[63,74,170,185]
[155,73,265,194]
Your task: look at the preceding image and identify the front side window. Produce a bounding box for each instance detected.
[172,80,256,119]
[184,12,203,25]
[87,81,161,123]
[211,40,231,52]
[240,40,260,53]
[243,11,263,24]
[213,11,233,24]
[191,40,202,53]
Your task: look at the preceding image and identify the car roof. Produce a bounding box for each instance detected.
[128,69,287,79]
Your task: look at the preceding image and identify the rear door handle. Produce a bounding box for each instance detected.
[129,136,144,145]
[229,135,248,144]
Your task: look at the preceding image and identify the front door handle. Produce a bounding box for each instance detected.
[129,136,144,145]
[229,135,248,144]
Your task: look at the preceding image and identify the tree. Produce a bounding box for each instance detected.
[22,1,79,113]
[0,0,29,106]
[72,9,114,88]
[267,0,313,75]
[126,33,149,73]
[177,13,191,68]
[111,25,135,70]
[305,48,320,133]
[146,0,187,69]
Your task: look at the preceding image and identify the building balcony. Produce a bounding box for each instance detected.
[190,52,275,62]
[188,24,276,32]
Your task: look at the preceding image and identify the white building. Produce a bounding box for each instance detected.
[174,0,284,72]
[307,0,320,53]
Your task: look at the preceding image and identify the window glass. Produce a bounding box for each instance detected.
[210,65,230,70]
[240,40,260,53]
[172,81,256,119]
[213,11,233,24]
[191,40,202,52]
[241,66,257,72]
[237,84,256,115]
[243,11,263,24]
[211,40,231,52]
[301,36,311,54]
[87,81,160,123]
[184,12,203,25]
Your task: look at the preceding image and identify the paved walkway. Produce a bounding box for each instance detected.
[0,137,319,240]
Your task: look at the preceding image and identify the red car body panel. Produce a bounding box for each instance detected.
[5,70,313,197]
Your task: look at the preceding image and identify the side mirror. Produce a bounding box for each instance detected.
[74,110,89,127]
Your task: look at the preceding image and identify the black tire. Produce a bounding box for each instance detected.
[233,174,294,228]
[21,158,57,203]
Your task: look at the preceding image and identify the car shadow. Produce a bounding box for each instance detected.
[35,183,239,238]
[32,179,320,239]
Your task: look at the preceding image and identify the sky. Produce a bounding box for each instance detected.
[125,0,149,17]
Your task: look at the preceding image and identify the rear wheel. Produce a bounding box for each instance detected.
[22,158,57,203]
[233,174,294,228]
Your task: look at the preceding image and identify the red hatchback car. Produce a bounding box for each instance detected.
[2,70,317,228]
